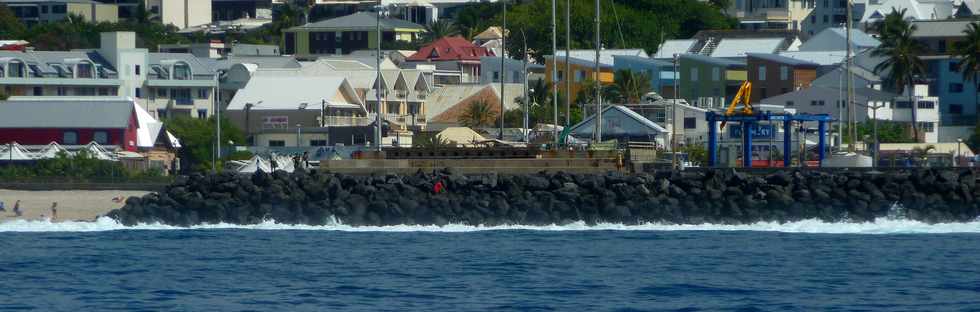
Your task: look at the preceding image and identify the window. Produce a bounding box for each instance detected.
[758,65,766,80]
[780,66,789,80]
[690,68,698,81]
[62,131,78,145]
[33,87,42,96]
[786,101,794,106]
[950,83,964,93]
[937,40,946,53]
[823,0,828,7]
[7,61,24,78]
[197,109,208,119]
[93,131,109,145]
[684,117,697,129]
[268,140,286,147]
[918,122,935,133]
[135,87,142,98]
[819,100,825,106]
[76,88,96,96]
[388,102,400,114]
[52,5,66,13]
[197,88,209,99]
[949,61,960,72]
[310,140,328,146]
[157,88,168,98]
[173,64,191,80]
[654,110,666,123]
[41,5,48,14]
[492,71,499,82]
[917,101,935,109]
[950,104,963,114]
[135,65,141,76]
[713,88,720,97]
[712,67,720,81]
[575,70,585,82]
[557,70,564,81]
[811,100,818,106]
[98,88,109,96]
[77,63,93,78]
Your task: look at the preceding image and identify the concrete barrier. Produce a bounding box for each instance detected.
[319,158,623,174]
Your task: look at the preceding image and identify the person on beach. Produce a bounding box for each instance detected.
[0,201,5,212]
[51,202,58,220]
[13,200,22,217]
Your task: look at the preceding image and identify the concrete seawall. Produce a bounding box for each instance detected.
[320,158,623,174]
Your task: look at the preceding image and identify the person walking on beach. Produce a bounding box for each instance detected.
[13,200,22,217]
[0,200,5,212]
[50,202,58,220]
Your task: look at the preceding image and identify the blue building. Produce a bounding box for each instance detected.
[612,55,677,99]
[926,57,978,126]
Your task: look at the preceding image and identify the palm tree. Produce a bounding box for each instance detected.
[459,99,498,128]
[954,21,980,126]
[423,20,458,44]
[612,69,653,104]
[871,9,926,142]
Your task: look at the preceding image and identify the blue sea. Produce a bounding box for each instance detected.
[2,218,980,311]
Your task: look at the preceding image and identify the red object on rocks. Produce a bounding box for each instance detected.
[433,181,445,194]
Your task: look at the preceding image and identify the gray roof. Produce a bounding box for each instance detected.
[545,55,615,69]
[289,12,425,31]
[911,19,975,38]
[653,39,697,59]
[778,50,848,65]
[679,53,745,67]
[760,85,897,104]
[215,56,302,71]
[711,38,786,58]
[148,52,218,77]
[798,27,880,52]
[613,55,673,67]
[747,53,819,67]
[0,50,116,75]
[555,49,648,66]
[0,100,133,129]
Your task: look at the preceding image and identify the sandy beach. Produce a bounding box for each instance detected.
[0,189,151,222]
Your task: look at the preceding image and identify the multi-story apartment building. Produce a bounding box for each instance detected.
[0,32,218,119]
[145,0,212,29]
[678,54,747,109]
[404,36,495,84]
[212,0,272,21]
[0,0,118,25]
[544,49,646,104]
[746,53,819,102]
[283,12,425,58]
[730,0,816,32]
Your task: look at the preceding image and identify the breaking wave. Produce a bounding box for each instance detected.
[2,216,980,234]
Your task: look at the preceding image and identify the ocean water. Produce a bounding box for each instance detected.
[2,218,980,311]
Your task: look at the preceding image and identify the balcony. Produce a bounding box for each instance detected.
[738,8,790,21]
[174,98,193,105]
[321,116,372,127]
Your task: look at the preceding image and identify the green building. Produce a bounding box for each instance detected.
[678,54,746,110]
[283,12,426,58]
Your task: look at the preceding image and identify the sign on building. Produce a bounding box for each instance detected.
[262,116,289,129]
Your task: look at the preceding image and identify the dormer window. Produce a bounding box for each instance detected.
[49,63,71,78]
[172,63,191,80]
[76,62,94,78]
[28,64,42,77]
[7,61,25,78]
[152,65,169,79]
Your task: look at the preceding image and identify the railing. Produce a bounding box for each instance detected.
[322,116,372,126]
[175,98,193,105]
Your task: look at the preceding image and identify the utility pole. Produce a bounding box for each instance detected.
[565,0,571,128]
[846,0,855,153]
[672,53,679,170]
[375,1,383,151]
[499,0,506,140]
[551,0,559,146]
[593,0,602,144]
[523,29,530,143]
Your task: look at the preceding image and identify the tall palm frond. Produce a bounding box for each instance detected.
[871,9,926,142]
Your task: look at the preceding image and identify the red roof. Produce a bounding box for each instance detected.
[406,36,495,62]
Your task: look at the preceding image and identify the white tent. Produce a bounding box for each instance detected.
[81,142,115,161]
[35,142,73,159]
[273,155,295,173]
[0,143,35,161]
[238,156,272,173]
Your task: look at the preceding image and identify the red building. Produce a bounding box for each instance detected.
[0,100,140,151]
[405,36,495,84]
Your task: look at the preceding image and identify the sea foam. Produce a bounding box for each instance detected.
[2,216,980,234]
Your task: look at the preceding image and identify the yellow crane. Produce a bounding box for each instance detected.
[720,81,753,130]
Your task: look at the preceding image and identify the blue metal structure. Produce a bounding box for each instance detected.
[706,111,832,168]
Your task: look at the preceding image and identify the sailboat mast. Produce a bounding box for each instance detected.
[593,0,602,144]
[846,0,855,153]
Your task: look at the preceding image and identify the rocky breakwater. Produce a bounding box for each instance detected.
[107,168,980,226]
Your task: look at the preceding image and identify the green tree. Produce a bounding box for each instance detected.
[165,116,245,172]
[611,69,652,104]
[0,91,9,100]
[422,20,458,44]
[871,9,926,142]
[855,120,916,143]
[968,125,980,152]
[0,4,26,39]
[954,21,980,126]
[459,99,498,128]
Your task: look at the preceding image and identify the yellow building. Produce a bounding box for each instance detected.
[544,56,615,104]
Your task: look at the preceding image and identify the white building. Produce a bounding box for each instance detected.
[146,0,212,29]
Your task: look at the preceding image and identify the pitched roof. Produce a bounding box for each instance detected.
[474,27,504,40]
[798,27,880,52]
[425,83,524,122]
[612,55,673,67]
[568,105,667,139]
[679,53,746,67]
[406,36,495,62]
[0,50,117,75]
[747,53,820,67]
[225,76,363,111]
[215,56,302,71]
[288,12,424,31]
[778,50,849,65]
[148,52,218,77]
[711,38,786,58]
[556,49,648,66]
[653,39,697,59]
[0,100,133,129]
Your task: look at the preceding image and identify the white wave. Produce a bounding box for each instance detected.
[2,216,980,234]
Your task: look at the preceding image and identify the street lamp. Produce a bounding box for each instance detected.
[297,103,308,147]
[244,100,263,146]
[957,138,963,167]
